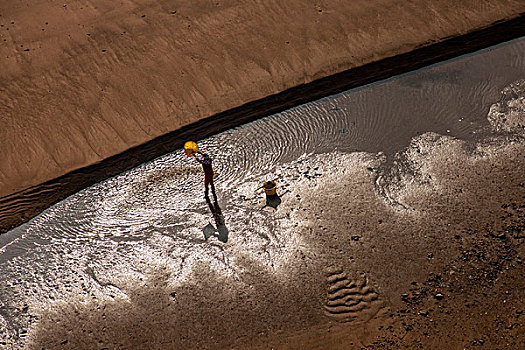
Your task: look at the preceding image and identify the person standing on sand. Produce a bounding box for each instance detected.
[195,152,216,199]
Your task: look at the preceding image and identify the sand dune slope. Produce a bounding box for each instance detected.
[1,0,524,198]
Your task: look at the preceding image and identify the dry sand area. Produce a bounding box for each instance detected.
[1,0,525,231]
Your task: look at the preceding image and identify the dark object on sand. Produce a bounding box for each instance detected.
[265,194,282,209]
[262,180,281,209]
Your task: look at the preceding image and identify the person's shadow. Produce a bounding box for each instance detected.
[203,194,228,243]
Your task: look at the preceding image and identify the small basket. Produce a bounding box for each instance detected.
[263,181,277,196]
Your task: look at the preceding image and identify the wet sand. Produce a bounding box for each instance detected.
[0,37,523,349]
[25,137,525,349]
[2,1,525,232]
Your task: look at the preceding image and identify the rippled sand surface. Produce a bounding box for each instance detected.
[0,39,524,349]
[2,0,524,201]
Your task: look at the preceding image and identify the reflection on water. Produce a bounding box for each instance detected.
[0,38,524,348]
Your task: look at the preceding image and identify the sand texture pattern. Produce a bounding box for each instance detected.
[1,0,525,229]
[2,36,524,348]
[2,0,525,196]
[25,136,525,349]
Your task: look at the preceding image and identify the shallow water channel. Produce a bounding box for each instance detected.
[1,38,524,347]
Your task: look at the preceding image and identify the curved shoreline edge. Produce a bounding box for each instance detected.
[1,14,525,233]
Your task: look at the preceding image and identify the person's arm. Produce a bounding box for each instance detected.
[194,152,203,163]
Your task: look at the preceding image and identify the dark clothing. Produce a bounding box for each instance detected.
[196,153,215,196]
[202,162,213,175]
[197,154,213,174]
[205,172,213,187]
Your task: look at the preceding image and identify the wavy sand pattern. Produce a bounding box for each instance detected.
[1,0,525,222]
[325,268,384,323]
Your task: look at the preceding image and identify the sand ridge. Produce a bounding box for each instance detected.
[1,0,525,200]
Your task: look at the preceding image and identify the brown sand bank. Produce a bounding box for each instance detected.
[1,0,525,231]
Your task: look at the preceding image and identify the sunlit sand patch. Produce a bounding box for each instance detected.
[378,133,524,218]
[16,132,524,349]
[375,132,466,211]
[488,79,525,132]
